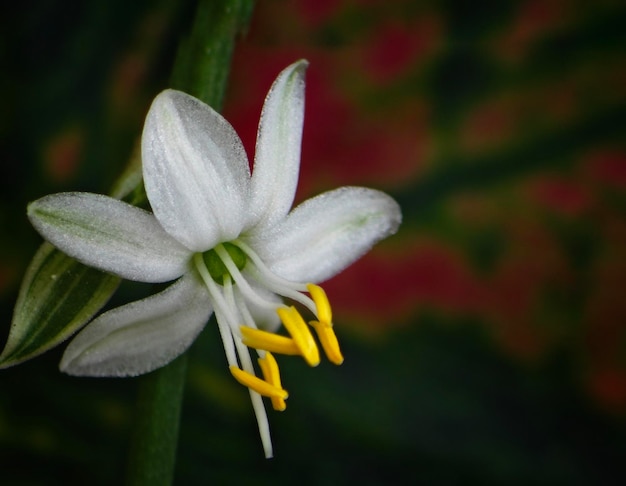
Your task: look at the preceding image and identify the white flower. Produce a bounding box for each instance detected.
[27,60,402,457]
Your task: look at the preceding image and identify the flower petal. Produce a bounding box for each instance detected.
[247,60,308,230]
[249,187,402,283]
[60,273,212,377]
[28,192,190,283]
[142,90,251,251]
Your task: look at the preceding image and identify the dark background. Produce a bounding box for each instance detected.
[2,0,626,484]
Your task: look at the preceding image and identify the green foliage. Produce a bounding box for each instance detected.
[0,243,120,367]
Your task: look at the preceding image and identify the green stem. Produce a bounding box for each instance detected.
[125,1,254,484]
[126,354,188,486]
[170,0,255,108]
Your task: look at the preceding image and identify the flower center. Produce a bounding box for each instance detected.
[192,239,344,455]
[201,242,247,284]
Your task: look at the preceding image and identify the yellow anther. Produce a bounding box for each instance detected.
[310,320,344,365]
[258,352,287,411]
[230,365,289,400]
[277,306,320,367]
[240,326,300,356]
[307,283,332,326]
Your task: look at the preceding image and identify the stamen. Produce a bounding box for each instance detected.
[307,284,332,326]
[230,365,289,399]
[231,240,318,315]
[232,240,306,292]
[216,245,279,311]
[277,306,320,367]
[241,326,301,356]
[258,353,287,411]
[194,252,275,458]
[310,321,344,365]
[233,288,257,329]
[231,330,275,459]
[194,254,238,366]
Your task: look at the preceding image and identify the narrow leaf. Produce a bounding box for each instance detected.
[0,243,120,368]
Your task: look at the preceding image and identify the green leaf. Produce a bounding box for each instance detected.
[0,243,120,368]
[110,143,147,205]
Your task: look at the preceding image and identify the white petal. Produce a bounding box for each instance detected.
[60,273,212,377]
[247,60,308,230]
[248,187,402,283]
[28,192,190,283]
[142,90,251,251]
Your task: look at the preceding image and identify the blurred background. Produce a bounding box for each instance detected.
[2,0,626,483]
